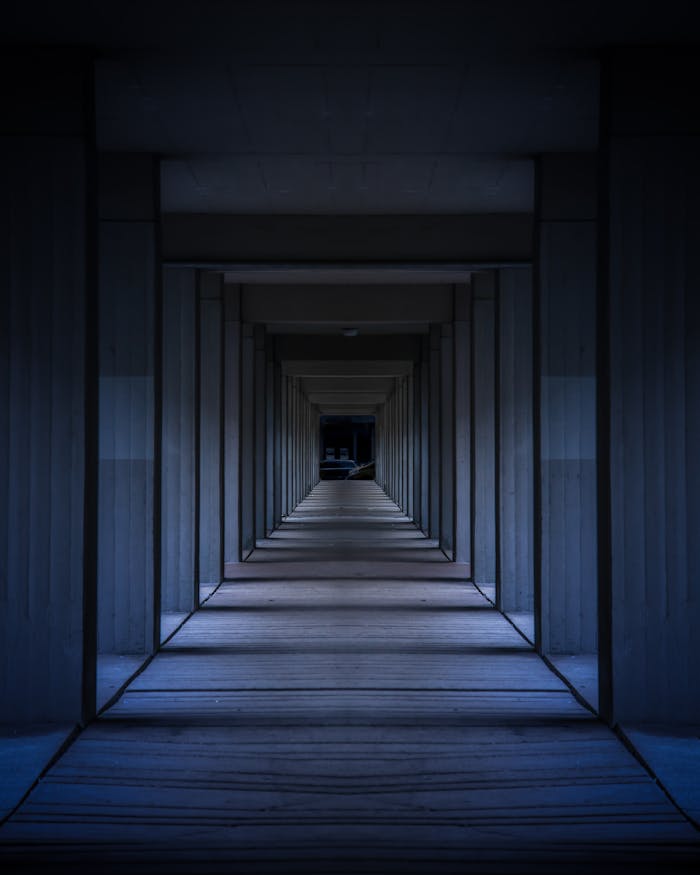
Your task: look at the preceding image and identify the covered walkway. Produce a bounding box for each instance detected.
[1,483,697,873]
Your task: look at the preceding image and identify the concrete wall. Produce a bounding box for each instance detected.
[497,268,534,614]
[161,268,197,612]
[599,50,700,723]
[97,155,158,654]
[0,53,93,722]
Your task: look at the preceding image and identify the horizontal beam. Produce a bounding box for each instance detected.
[302,376,396,393]
[242,284,452,324]
[317,406,378,415]
[307,393,388,405]
[162,213,533,263]
[283,360,413,377]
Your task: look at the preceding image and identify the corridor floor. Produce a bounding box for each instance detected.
[1,481,699,873]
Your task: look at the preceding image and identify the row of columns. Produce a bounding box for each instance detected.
[1,49,698,727]
[376,374,413,517]
[281,376,320,521]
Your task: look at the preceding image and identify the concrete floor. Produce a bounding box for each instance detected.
[1,481,699,873]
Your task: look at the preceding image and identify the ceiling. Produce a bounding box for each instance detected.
[6,1,696,414]
[284,360,414,415]
[7,1,696,216]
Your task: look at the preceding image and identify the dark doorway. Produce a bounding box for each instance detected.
[320,415,375,464]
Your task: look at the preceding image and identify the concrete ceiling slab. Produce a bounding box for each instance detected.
[7,1,696,217]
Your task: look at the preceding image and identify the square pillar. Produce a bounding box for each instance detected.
[419,339,430,532]
[161,268,197,618]
[472,272,497,589]
[428,325,441,539]
[535,154,598,659]
[223,285,241,563]
[240,325,255,556]
[440,324,455,557]
[598,49,700,724]
[199,272,224,593]
[254,326,267,542]
[98,154,160,656]
[453,284,472,567]
[497,268,534,617]
[0,51,96,723]
[412,363,423,530]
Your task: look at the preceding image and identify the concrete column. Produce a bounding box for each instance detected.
[412,363,422,528]
[254,327,266,542]
[440,323,455,558]
[290,378,298,508]
[406,373,414,521]
[199,272,223,592]
[390,395,394,499]
[381,398,390,495]
[420,339,430,532]
[599,50,700,724]
[391,389,396,501]
[161,268,197,615]
[223,285,241,563]
[497,268,534,615]
[300,386,304,501]
[378,402,384,486]
[535,155,597,656]
[396,382,402,507]
[240,325,255,557]
[273,363,283,528]
[280,374,288,517]
[294,380,300,508]
[265,348,275,535]
[97,155,159,654]
[304,401,309,496]
[454,284,472,566]
[385,396,391,497]
[428,325,441,539]
[472,273,497,587]
[395,385,401,505]
[404,377,411,513]
[0,52,95,722]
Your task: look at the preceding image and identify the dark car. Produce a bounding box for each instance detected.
[319,459,357,480]
[346,461,375,480]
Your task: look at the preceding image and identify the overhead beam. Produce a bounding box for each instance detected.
[283,360,413,377]
[318,406,378,415]
[301,376,396,392]
[162,214,533,264]
[241,285,453,324]
[276,335,421,362]
[307,393,388,405]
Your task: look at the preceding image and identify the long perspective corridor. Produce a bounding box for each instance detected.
[3,3,700,873]
[2,482,698,872]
